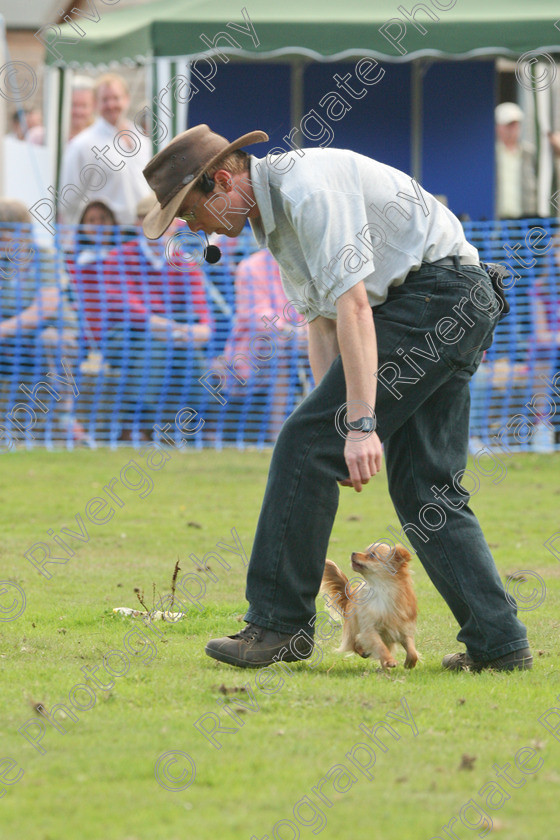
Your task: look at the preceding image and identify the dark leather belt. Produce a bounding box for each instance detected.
[429,256,480,268]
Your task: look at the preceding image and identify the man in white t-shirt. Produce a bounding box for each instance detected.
[142,125,532,674]
[60,73,152,225]
[495,102,537,220]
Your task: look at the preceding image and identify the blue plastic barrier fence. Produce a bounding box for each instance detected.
[0,219,558,451]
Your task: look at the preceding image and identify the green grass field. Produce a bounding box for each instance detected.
[0,446,559,840]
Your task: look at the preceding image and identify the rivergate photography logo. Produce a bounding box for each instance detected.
[0,61,37,102]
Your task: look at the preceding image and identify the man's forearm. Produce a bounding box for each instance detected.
[336,287,378,421]
[308,317,340,384]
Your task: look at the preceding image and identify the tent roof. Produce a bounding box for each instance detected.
[46,0,560,67]
[0,0,61,30]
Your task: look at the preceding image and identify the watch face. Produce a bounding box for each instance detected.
[348,417,375,432]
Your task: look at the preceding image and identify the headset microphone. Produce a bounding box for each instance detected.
[204,233,221,264]
[198,174,221,263]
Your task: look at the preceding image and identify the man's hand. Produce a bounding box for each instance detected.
[339,431,383,492]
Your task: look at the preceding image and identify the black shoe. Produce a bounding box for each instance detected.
[205,622,314,669]
[442,647,533,672]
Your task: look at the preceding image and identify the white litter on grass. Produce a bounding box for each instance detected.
[113,607,187,622]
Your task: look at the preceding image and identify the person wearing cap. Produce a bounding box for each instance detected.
[141,124,532,674]
[495,102,538,220]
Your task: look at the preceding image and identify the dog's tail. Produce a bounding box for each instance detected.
[320,559,351,621]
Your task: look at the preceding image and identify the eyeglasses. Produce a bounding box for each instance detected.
[178,192,206,223]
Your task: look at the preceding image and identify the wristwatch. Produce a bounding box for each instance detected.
[346,416,376,433]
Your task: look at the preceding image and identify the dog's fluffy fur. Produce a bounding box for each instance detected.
[320,542,418,669]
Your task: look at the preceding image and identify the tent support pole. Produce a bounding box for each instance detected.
[0,15,6,196]
[291,61,305,133]
[411,59,424,182]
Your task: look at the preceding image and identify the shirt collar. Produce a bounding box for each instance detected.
[93,116,115,134]
[95,116,130,135]
[249,155,276,246]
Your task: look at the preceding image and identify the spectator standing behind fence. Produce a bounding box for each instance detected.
[99,195,212,441]
[224,248,309,441]
[495,103,538,220]
[68,77,96,142]
[0,199,87,443]
[60,73,152,226]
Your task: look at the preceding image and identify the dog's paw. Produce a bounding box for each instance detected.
[404,655,418,669]
[382,657,398,669]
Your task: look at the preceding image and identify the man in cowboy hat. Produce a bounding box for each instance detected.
[142,125,532,673]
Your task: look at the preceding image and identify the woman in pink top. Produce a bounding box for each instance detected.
[224,249,309,443]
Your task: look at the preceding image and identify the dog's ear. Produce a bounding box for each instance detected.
[394,544,412,565]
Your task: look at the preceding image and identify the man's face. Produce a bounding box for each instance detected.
[176,174,252,238]
[96,81,129,126]
[497,121,521,147]
[72,89,95,130]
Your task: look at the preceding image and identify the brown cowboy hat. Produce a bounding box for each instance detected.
[142,124,269,239]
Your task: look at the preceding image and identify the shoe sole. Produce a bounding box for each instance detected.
[443,652,533,672]
[443,662,533,672]
[205,643,312,670]
[473,657,533,673]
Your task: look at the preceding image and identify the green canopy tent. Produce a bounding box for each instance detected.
[44,0,560,65]
[43,0,560,212]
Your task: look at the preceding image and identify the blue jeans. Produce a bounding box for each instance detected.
[244,262,529,662]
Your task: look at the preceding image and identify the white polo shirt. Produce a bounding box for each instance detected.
[249,148,478,322]
[60,117,152,225]
[495,142,522,219]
